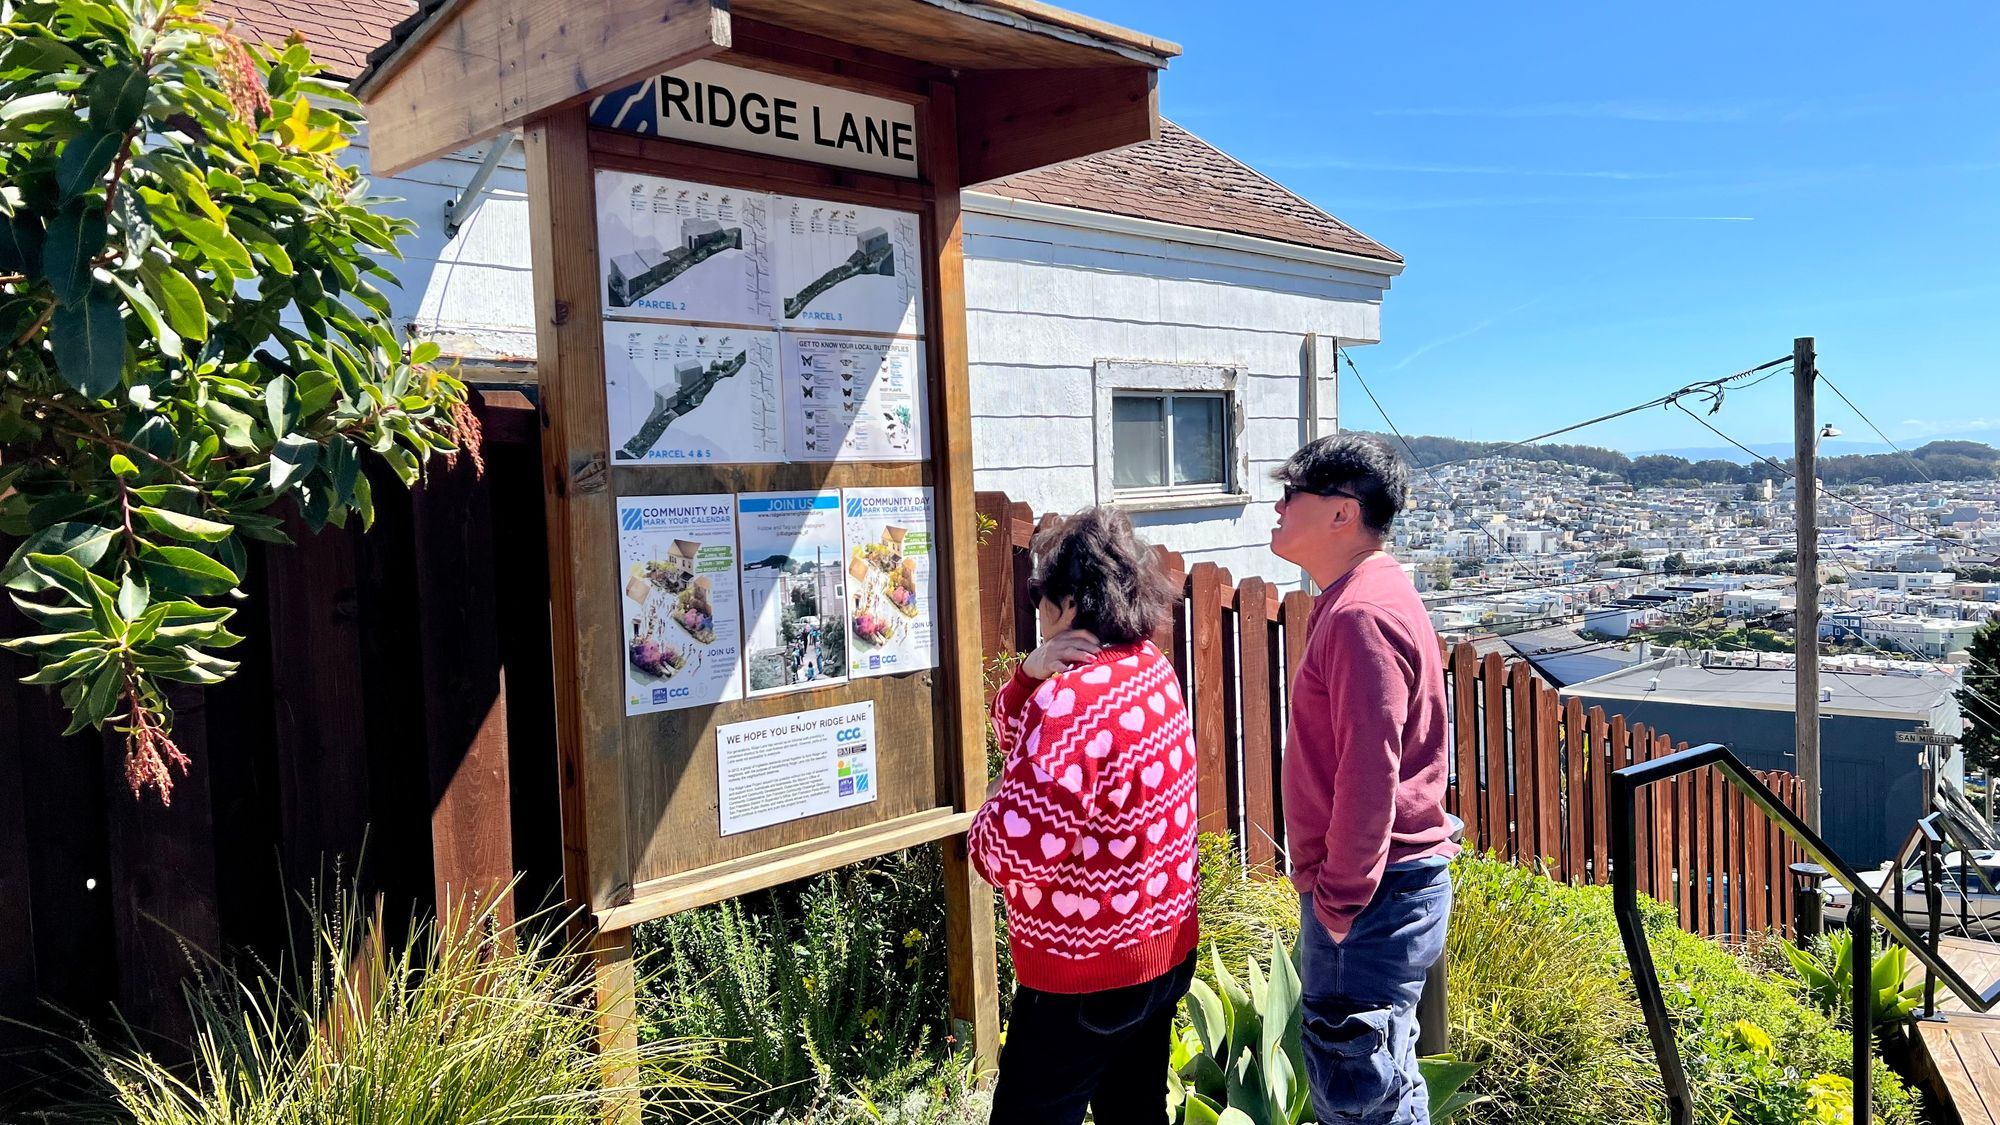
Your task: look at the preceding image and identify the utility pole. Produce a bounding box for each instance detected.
[1793,337,1822,832]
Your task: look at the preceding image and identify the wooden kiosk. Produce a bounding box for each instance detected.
[351,0,1178,1076]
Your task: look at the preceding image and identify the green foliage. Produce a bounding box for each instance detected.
[1169,936,1311,1125]
[78,888,746,1124]
[1644,902,1918,1124]
[0,0,470,800]
[1443,858,1917,1125]
[1445,858,1663,1124]
[1779,931,1925,1030]
[1681,1021,1862,1125]
[1958,619,2000,775]
[636,846,1012,1118]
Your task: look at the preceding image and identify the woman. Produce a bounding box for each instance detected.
[966,506,1199,1125]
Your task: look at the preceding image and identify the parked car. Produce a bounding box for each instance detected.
[1822,850,2000,936]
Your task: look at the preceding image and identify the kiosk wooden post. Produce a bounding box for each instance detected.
[356,0,1177,1093]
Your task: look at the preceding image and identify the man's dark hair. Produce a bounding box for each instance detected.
[1029,506,1176,646]
[1271,434,1410,536]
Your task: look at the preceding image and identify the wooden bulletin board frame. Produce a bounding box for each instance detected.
[523,28,1000,1061]
[359,0,1175,1081]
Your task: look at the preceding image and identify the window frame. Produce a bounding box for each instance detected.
[1092,360,1251,513]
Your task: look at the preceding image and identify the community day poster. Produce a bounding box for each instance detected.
[737,492,849,699]
[618,494,744,715]
[782,334,927,462]
[842,487,938,678]
[715,701,877,836]
[774,194,924,336]
[605,326,782,464]
[596,170,775,325]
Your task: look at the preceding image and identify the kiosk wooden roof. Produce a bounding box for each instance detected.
[351,0,1179,176]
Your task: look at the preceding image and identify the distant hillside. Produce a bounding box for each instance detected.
[1352,433,2000,488]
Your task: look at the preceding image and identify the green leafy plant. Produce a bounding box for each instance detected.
[1168,933,1482,1125]
[1419,1055,1485,1122]
[637,846,1011,1117]
[1171,936,1309,1125]
[79,887,749,1123]
[1681,1019,1861,1125]
[0,0,471,800]
[1780,930,1925,1030]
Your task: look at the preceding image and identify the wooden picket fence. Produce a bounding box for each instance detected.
[974,492,1813,940]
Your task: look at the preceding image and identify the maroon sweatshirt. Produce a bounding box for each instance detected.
[1283,555,1459,939]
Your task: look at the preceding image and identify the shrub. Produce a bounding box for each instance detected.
[1445,859,1663,1124]
[78,890,743,1124]
[637,845,1013,1117]
[1192,832,1299,990]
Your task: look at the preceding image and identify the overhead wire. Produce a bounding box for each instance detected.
[1816,369,1934,484]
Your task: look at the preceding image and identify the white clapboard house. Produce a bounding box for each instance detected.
[215,0,1403,587]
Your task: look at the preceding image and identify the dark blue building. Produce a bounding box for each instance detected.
[1562,663,1962,869]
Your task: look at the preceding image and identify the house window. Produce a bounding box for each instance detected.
[1111,392,1231,495]
[1092,360,1250,512]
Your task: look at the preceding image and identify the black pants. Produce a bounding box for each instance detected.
[989,953,1196,1125]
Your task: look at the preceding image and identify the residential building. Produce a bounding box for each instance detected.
[1562,664,1964,868]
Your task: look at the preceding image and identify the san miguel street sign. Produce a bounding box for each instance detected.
[1896,727,1956,748]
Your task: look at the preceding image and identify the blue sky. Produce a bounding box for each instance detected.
[1076,2,2000,456]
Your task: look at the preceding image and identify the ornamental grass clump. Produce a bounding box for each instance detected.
[81,889,748,1124]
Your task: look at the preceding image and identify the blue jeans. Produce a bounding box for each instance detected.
[1298,865,1453,1124]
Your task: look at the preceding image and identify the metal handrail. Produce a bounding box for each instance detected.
[1612,744,2000,1125]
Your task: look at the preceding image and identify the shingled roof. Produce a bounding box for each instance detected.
[205,0,1397,263]
[210,0,410,78]
[978,121,1400,263]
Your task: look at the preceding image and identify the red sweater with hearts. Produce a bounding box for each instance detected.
[967,641,1200,993]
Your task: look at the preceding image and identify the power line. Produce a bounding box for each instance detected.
[1339,347,1522,578]
[1816,370,1933,484]
[1413,356,1793,471]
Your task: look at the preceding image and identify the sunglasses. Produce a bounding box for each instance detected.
[1281,484,1362,506]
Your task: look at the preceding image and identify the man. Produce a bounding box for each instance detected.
[1269,435,1459,1125]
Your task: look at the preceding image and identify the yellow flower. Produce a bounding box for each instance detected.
[903,928,926,948]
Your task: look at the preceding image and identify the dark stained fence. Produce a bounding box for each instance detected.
[0,389,563,1085]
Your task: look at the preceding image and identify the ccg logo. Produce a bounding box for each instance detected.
[835,727,866,744]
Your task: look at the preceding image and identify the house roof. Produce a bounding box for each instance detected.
[977,121,1401,263]
[1561,664,1958,722]
[207,1,1395,263]
[209,0,410,78]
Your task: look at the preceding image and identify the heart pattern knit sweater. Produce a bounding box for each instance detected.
[967,641,1200,993]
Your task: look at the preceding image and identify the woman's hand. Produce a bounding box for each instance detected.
[1021,628,1102,680]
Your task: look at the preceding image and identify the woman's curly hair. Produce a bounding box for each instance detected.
[1029,506,1177,646]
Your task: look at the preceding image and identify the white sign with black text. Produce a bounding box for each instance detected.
[716,701,878,836]
[618,59,919,179]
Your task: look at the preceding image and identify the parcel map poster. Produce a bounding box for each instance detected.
[605,325,782,465]
[596,170,775,326]
[774,195,924,336]
[618,494,743,715]
[841,487,937,678]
